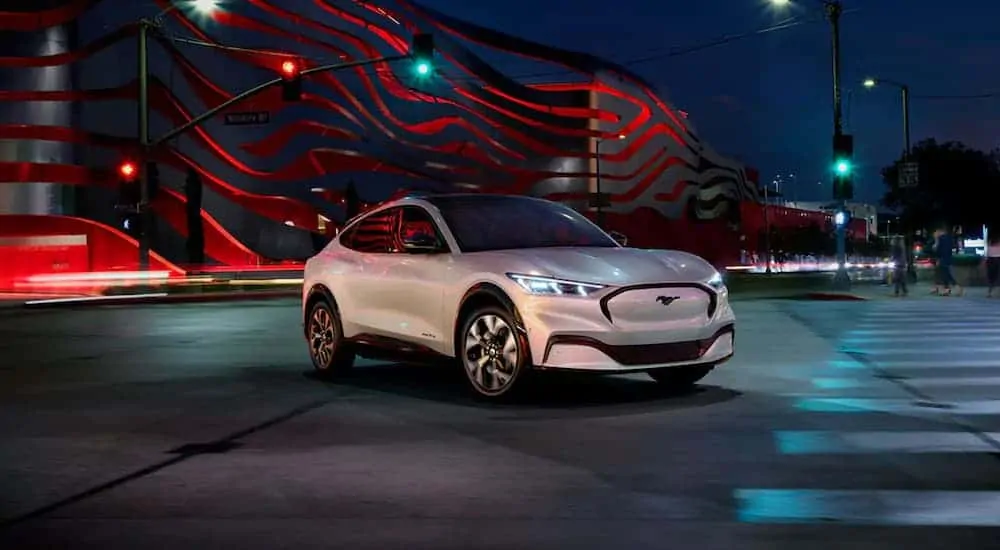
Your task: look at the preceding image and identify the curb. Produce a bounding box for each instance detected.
[795,292,868,301]
[23,289,299,308]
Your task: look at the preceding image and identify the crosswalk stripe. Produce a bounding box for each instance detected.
[770,303,1000,528]
[842,346,1000,355]
[854,322,994,329]
[795,397,1000,414]
[846,329,1000,336]
[735,489,1000,525]
[833,358,1000,368]
[812,376,1000,389]
[774,431,1000,454]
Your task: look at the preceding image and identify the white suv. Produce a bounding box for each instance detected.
[303,194,735,399]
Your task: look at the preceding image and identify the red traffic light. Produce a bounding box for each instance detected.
[119,161,137,180]
[280,59,299,78]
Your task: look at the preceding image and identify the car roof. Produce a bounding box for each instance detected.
[343,194,550,227]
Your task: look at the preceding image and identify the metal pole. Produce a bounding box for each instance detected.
[829,2,843,137]
[828,0,850,289]
[152,54,407,147]
[138,19,150,271]
[901,85,911,156]
[764,184,771,274]
[595,139,604,228]
[901,84,917,282]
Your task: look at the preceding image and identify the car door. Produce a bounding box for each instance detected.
[336,207,398,336]
[339,206,450,352]
[377,205,451,352]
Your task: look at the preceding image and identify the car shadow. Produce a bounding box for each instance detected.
[305,362,742,416]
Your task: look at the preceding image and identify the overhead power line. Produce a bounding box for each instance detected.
[914,92,1000,100]
[486,14,833,82]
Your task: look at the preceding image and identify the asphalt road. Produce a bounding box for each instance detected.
[2,294,1000,549]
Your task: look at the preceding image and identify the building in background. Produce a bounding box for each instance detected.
[786,201,877,238]
[0,0,763,279]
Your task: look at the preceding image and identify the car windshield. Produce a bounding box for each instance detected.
[426,195,618,253]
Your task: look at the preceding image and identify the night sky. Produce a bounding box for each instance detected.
[420,0,1000,205]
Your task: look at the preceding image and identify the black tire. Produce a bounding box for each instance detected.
[648,364,714,387]
[457,304,530,399]
[306,298,355,377]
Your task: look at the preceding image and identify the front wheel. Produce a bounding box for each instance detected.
[459,305,529,398]
[648,365,714,387]
[307,299,355,377]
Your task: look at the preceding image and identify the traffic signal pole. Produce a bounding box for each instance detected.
[826,0,851,290]
[151,54,407,147]
[131,26,431,272]
[138,18,152,271]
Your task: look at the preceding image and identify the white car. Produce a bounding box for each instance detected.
[303,194,735,399]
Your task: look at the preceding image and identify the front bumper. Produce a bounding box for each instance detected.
[519,282,736,372]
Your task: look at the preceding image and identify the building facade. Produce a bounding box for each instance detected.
[0,0,762,278]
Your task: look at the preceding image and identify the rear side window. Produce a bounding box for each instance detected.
[340,208,398,253]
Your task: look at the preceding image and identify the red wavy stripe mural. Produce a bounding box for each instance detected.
[152,189,265,266]
[1,0,751,274]
[0,0,99,32]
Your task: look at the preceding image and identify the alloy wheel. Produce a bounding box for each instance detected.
[463,314,519,394]
[309,305,336,369]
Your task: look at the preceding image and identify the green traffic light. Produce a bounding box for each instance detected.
[415,61,430,75]
[835,160,851,174]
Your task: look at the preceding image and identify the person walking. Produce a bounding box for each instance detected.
[932,227,962,296]
[987,232,1000,297]
[891,235,908,297]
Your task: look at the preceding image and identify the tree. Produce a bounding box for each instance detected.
[881,139,1000,232]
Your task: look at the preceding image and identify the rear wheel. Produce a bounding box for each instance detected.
[307,299,355,377]
[648,365,714,387]
[459,305,529,399]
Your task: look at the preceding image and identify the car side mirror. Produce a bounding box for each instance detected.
[401,233,444,253]
[609,230,628,246]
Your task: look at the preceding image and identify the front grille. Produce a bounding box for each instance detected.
[599,282,717,324]
[543,325,734,366]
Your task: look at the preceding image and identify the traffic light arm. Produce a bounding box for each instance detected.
[151,54,408,148]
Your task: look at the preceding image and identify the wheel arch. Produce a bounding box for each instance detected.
[304,284,339,337]
[453,282,525,357]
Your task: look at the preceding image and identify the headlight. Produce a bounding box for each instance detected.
[706,271,726,291]
[507,273,606,296]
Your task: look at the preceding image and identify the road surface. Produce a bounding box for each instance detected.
[1,295,999,549]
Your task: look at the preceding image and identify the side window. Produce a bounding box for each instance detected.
[396,206,447,252]
[340,208,399,253]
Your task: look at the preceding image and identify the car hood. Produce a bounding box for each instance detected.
[467,247,717,286]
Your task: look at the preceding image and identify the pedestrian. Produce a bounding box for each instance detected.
[891,235,908,297]
[987,231,1000,297]
[932,227,962,296]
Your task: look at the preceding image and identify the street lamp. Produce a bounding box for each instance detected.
[864,76,917,282]
[862,77,911,158]
[594,133,626,229]
[191,0,221,14]
[770,0,851,289]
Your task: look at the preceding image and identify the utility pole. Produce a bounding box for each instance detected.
[827,0,851,290]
